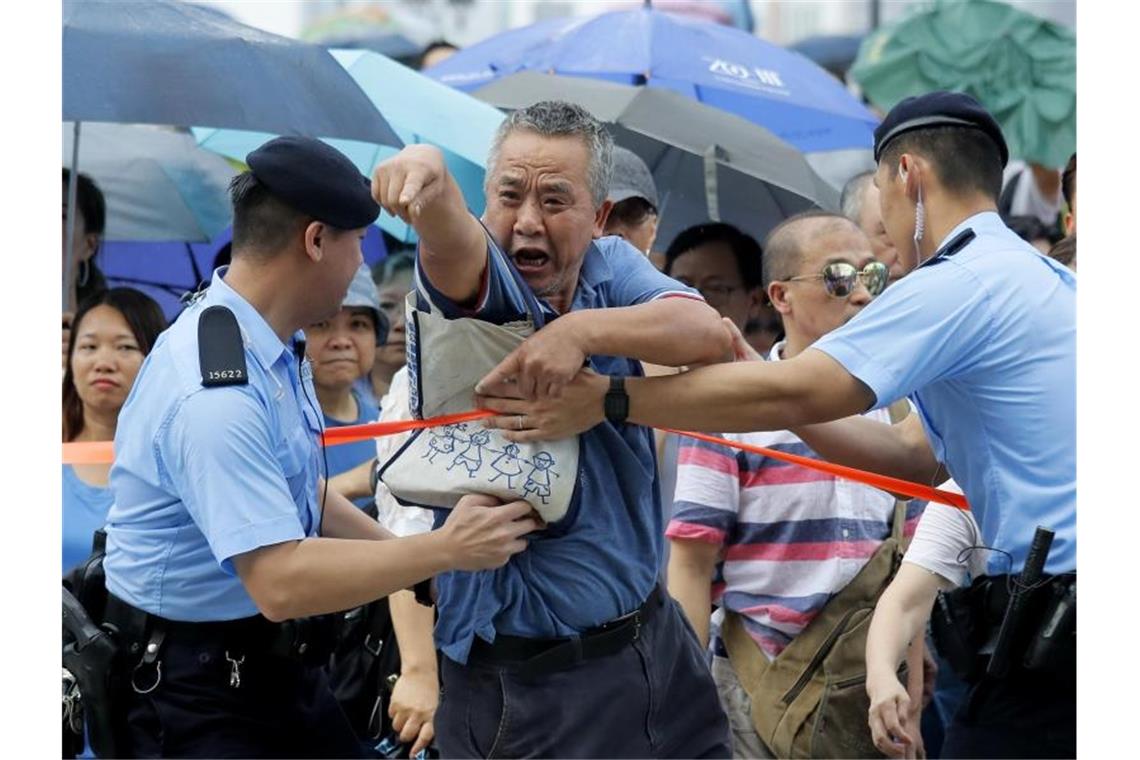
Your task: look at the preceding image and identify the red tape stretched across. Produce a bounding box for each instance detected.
[61,410,497,466]
[661,427,969,510]
[62,408,968,510]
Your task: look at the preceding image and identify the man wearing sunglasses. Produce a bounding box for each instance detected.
[666,211,924,758]
[479,91,1076,760]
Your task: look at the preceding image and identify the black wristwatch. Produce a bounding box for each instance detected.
[604,375,629,424]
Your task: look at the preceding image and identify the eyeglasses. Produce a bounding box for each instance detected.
[783,260,889,298]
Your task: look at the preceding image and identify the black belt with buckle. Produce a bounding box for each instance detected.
[467,585,665,676]
[103,593,335,668]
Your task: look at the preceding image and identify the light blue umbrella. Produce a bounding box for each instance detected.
[195,49,505,242]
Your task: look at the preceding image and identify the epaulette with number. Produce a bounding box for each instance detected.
[198,306,248,387]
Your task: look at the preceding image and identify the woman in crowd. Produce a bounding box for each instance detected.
[62,287,166,573]
[307,264,386,510]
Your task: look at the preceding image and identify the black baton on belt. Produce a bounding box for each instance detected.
[987,525,1054,678]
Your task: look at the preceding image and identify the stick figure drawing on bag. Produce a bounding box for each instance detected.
[449,429,490,478]
[523,451,558,505]
[489,443,524,488]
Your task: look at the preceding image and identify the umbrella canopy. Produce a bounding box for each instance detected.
[63,122,235,242]
[62,0,401,145]
[195,49,505,243]
[850,0,1075,168]
[96,226,390,322]
[426,7,878,153]
[475,72,838,248]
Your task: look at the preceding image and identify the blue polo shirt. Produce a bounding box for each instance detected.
[105,268,323,621]
[812,212,1075,576]
[415,234,701,664]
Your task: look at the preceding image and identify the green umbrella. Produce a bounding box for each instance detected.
[850,0,1075,169]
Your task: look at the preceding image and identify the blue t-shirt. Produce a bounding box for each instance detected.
[412,234,702,664]
[812,212,1075,576]
[105,268,323,621]
[323,387,381,510]
[62,464,115,574]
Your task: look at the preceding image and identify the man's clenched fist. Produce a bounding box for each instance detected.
[372,145,450,224]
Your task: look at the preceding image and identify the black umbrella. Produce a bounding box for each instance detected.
[62,0,403,308]
[474,72,838,249]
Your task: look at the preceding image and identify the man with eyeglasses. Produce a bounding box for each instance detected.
[478,91,1076,760]
[665,210,922,758]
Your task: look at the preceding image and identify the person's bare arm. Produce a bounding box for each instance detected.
[477,298,732,400]
[233,495,538,621]
[866,563,951,758]
[792,413,943,487]
[372,145,486,305]
[388,590,438,756]
[319,479,391,539]
[480,347,874,443]
[327,459,375,503]
[903,636,928,759]
[666,538,721,648]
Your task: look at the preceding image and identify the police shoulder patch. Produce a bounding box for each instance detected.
[198,306,248,387]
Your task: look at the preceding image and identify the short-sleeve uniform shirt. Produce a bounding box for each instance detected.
[412,234,701,664]
[104,268,323,621]
[812,212,1076,575]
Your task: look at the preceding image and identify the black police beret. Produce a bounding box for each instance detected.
[873,91,1009,167]
[246,136,380,229]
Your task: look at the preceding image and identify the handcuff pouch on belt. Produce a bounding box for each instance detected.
[930,573,1076,684]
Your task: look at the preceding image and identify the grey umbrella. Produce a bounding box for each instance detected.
[474,71,838,248]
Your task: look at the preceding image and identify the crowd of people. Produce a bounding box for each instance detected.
[62,80,1075,759]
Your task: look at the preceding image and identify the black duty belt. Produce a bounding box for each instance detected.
[103,593,335,668]
[467,585,665,676]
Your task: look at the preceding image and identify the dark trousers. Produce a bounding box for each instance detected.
[121,632,365,758]
[941,669,1075,759]
[435,595,731,759]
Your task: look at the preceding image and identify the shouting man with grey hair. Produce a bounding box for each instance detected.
[373,101,732,756]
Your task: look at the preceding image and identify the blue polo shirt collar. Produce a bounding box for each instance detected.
[568,241,613,310]
[205,267,294,371]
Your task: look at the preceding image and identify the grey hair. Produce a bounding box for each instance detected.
[485,101,614,207]
[839,170,875,222]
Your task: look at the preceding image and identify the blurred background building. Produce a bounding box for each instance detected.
[194,0,1074,56]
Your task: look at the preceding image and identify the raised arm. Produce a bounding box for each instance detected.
[372,145,486,305]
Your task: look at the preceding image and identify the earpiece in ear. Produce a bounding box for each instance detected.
[898,164,908,183]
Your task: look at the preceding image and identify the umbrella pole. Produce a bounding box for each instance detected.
[64,120,81,314]
[703,144,722,222]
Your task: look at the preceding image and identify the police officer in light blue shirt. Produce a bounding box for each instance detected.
[489,92,1075,760]
[102,136,539,758]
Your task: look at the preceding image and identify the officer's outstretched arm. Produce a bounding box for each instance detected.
[479,345,876,444]
[232,495,539,622]
[792,411,943,488]
[372,145,486,305]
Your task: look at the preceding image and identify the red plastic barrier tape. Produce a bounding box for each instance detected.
[63,409,968,510]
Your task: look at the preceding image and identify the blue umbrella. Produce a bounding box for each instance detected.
[425,7,878,154]
[98,227,390,322]
[195,49,505,243]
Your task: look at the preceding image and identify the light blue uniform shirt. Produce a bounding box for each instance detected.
[413,235,701,664]
[812,212,1075,576]
[105,268,323,621]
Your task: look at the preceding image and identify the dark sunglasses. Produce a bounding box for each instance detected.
[784,260,889,298]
